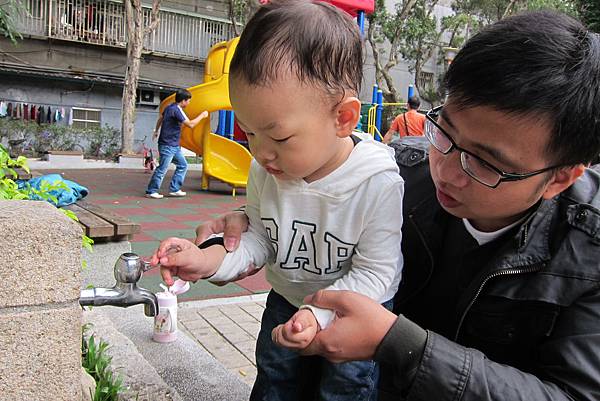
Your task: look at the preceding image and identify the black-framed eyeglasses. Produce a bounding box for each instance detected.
[424,105,563,188]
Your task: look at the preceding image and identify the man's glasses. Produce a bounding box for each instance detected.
[424,106,562,188]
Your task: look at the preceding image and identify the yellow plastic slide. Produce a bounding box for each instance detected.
[158,37,252,193]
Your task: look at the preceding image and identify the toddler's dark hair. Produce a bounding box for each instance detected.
[230,0,363,99]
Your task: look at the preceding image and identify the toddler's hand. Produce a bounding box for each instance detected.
[150,237,211,286]
[271,309,319,351]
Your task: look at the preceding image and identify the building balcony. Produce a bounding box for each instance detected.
[14,0,237,61]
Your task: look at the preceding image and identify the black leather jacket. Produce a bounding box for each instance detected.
[382,139,600,401]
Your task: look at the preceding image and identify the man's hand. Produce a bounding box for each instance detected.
[272,309,319,351]
[150,237,214,286]
[152,130,159,141]
[199,110,209,120]
[195,211,249,251]
[300,290,397,363]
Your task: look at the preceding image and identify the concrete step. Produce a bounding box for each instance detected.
[84,305,251,401]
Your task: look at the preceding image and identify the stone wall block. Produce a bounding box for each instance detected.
[0,307,82,400]
[0,200,82,307]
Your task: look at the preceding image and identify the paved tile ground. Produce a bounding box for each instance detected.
[178,296,267,386]
[39,168,271,302]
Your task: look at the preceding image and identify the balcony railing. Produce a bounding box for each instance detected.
[14,0,237,60]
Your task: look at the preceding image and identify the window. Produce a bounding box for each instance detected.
[418,71,435,91]
[72,107,101,129]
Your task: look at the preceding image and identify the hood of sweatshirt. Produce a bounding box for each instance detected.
[274,131,400,199]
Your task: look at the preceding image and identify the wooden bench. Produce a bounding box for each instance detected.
[64,200,141,242]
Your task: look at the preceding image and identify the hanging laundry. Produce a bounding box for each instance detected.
[23,104,29,121]
[7,103,13,118]
[37,106,44,124]
[30,105,36,121]
[15,103,22,119]
[60,107,65,122]
[68,108,73,126]
[46,106,52,124]
[0,101,7,117]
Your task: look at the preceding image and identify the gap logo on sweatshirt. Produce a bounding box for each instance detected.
[262,219,355,276]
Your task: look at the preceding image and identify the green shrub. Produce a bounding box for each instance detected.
[0,119,121,160]
[81,325,124,401]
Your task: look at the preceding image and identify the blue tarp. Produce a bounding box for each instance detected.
[17,174,89,207]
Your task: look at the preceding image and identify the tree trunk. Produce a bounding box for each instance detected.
[228,0,240,36]
[120,0,160,155]
[366,0,418,104]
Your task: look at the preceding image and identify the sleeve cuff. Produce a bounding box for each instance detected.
[374,314,427,370]
[300,305,336,329]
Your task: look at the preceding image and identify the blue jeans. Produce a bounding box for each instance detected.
[250,290,393,401]
[146,144,187,194]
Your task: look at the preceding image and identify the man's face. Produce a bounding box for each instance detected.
[428,100,559,231]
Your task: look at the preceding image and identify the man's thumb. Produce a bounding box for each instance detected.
[304,290,336,309]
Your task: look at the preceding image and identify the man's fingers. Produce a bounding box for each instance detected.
[304,290,351,312]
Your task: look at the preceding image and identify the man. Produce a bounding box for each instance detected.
[145,89,208,199]
[382,95,425,144]
[192,11,600,401]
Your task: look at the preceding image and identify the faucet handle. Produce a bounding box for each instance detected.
[141,259,155,272]
[114,253,151,284]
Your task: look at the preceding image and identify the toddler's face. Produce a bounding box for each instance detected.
[230,75,352,182]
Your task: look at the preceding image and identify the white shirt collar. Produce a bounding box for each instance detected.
[462,216,526,246]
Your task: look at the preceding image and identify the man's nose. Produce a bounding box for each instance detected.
[435,149,469,188]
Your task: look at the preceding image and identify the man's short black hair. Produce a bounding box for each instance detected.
[407,96,420,110]
[230,0,363,99]
[445,11,600,166]
[175,89,192,103]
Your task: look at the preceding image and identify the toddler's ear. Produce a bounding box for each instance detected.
[335,97,361,138]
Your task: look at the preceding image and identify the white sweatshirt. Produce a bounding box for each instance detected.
[209,132,405,327]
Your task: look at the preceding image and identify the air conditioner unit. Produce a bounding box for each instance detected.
[137,89,160,106]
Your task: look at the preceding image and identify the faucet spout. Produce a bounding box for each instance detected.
[79,252,159,317]
[80,283,158,316]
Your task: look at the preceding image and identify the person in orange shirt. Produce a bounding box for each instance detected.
[383,95,425,144]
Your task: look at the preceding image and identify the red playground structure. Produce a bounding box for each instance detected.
[259,0,374,14]
[324,0,374,16]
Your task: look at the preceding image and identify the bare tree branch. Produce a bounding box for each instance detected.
[228,0,240,36]
[144,0,161,36]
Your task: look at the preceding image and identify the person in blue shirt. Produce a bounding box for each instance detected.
[145,89,208,199]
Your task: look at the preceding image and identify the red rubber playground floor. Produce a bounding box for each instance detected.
[38,168,271,302]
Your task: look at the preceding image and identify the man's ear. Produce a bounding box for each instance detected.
[542,164,586,199]
[335,97,361,138]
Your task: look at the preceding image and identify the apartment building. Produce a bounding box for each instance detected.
[0,0,236,144]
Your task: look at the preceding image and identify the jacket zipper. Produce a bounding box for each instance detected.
[453,264,544,341]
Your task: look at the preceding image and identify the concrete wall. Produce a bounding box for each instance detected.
[0,200,83,400]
